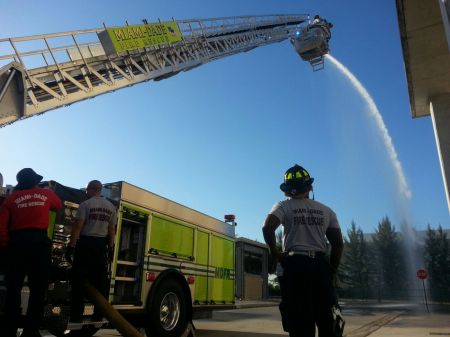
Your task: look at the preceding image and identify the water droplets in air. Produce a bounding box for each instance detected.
[325,54,423,301]
[325,54,412,201]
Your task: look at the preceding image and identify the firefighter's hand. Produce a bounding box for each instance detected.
[273,250,287,262]
[65,246,74,264]
[330,265,339,285]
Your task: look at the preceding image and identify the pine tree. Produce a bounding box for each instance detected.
[424,225,450,302]
[372,216,405,299]
[340,221,370,299]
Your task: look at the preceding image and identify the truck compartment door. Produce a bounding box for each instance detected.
[112,206,148,305]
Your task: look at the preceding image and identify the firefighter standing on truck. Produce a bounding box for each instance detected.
[0,168,62,337]
[65,180,116,322]
[262,164,343,337]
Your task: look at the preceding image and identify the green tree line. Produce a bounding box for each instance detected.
[338,217,450,302]
[268,217,450,302]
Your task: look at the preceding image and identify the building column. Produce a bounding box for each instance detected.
[430,94,450,211]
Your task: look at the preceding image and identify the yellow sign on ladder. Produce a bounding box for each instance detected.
[98,21,183,55]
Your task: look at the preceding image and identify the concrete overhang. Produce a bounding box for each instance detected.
[396,0,450,212]
[396,0,450,118]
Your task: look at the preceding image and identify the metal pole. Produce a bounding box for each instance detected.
[422,279,429,313]
[0,68,16,103]
[71,34,91,74]
[9,38,35,88]
[43,36,66,80]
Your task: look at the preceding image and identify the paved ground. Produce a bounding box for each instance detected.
[41,300,450,337]
[193,300,450,337]
[193,304,395,337]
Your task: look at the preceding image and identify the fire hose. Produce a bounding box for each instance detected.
[83,281,144,337]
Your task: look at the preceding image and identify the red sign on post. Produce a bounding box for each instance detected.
[417,269,428,280]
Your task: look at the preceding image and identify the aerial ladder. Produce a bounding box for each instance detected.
[0,14,332,128]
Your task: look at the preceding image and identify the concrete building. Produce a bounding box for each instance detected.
[396,0,450,211]
[235,237,269,300]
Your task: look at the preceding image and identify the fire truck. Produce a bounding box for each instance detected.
[0,13,332,336]
[0,180,236,337]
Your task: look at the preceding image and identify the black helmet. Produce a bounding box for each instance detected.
[280,164,314,194]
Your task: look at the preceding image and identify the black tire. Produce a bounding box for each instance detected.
[145,278,188,337]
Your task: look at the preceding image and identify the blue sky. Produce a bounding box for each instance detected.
[0,0,448,241]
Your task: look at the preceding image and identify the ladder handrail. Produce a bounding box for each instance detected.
[0,28,104,43]
[0,14,307,43]
[0,15,308,69]
[0,41,103,61]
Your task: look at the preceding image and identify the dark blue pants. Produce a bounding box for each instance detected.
[280,255,334,337]
[70,236,109,320]
[3,229,51,337]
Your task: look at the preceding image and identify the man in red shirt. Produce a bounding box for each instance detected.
[0,168,61,337]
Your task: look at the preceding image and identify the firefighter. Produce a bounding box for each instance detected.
[0,168,62,337]
[262,164,343,337]
[312,14,322,25]
[310,15,333,42]
[65,180,116,322]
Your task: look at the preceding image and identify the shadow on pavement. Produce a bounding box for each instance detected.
[196,331,284,337]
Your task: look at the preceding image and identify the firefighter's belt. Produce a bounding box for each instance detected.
[287,250,324,258]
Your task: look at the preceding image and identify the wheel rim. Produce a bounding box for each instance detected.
[159,291,180,331]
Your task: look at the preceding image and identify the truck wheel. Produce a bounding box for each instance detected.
[145,279,188,337]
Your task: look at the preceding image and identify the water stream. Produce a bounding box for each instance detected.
[325,54,412,201]
[325,54,423,301]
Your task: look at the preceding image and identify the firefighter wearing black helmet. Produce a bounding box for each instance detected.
[262,164,343,337]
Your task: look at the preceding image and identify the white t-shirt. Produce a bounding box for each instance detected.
[268,197,340,252]
[76,196,116,238]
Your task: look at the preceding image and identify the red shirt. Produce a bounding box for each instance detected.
[0,187,62,248]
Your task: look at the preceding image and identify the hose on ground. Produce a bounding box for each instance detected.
[83,281,144,337]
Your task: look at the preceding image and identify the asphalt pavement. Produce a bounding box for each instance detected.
[40,299,450,337]
[194,300,450,337]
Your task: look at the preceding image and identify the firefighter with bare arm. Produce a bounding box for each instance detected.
[310,14,333,42]
[65,180,116,322]
[262,164,344,337]
[0,168,62,337]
